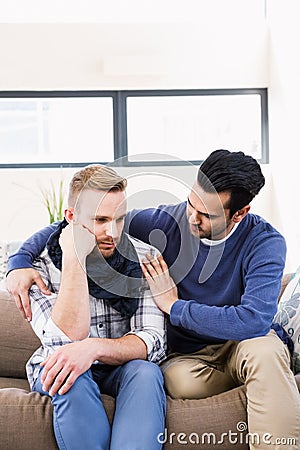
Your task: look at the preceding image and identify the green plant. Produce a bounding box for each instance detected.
[41,178,65,224]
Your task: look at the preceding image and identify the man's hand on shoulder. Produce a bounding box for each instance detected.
[6,268,51,322]
[142,254,178,315]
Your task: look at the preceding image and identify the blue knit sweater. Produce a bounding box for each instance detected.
[125,203,286,353]
[8,202,287,354]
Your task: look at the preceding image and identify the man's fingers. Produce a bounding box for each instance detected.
[144,254,162,272]
[12,290,31,321]
[40,353,52,368]
[40,357,60,384]
[157,255,169,272]
[40,357,58,374]
[43,364,78,396]
[41,361,63,391]
[57,373,77,395]
[141,264,152,280]
[13,293,27,320]
[33,275,51,295]
[142,260,158,278]
[20,291,32,322]
[6,268,50,322]
[145,253,168,273]
[48,368,71,396]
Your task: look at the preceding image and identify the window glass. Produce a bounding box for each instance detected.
[0,97,114,164]
[0,90,267,167]
[127,94,262,162]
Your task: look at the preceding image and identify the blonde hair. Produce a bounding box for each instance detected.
[68,164,127,207]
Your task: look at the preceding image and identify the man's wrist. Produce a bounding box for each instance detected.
[164,298,178,315]
[62,252,87,270]
[88,337,105,361]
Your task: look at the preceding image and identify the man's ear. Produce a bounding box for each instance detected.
[64,208,75,223]
[232,205,250,223]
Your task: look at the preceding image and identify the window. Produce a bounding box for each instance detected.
[0,89,268,167]
[0,93,115,167]
[126,90,266,163]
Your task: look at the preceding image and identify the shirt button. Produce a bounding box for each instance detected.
[98,323,103,329]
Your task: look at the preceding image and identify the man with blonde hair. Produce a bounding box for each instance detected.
[16,164,166,450]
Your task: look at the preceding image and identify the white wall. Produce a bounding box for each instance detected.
[266,0,300,271]
[0,0,265,24]
[0,1,299,271]
[0,20,268,91]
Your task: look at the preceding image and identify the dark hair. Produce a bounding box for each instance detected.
[197,149,265,216]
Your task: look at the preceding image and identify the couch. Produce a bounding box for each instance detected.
[1,275,299,450]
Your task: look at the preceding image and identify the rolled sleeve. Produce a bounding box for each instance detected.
[129,329,166,364]
[42,317,73,348]
[128,289,167,365]
[29,253,73,351]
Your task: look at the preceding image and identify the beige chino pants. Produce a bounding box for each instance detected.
[161,331,300,449]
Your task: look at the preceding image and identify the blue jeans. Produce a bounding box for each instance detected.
[32,359,166,450]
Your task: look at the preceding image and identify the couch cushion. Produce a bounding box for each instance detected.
[164,386,248,450]
[0,289,40,378]
[0,377,30,390]
[0,384,248,450]
[0,379,299,450]
[0,387,116,450]
[274,267,300,373]
[0,388,57,450]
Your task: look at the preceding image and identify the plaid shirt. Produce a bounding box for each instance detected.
[26,235,167,388]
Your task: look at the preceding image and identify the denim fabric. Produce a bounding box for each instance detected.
[33,360,166,450]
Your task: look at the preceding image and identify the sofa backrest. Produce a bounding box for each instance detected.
[0,273,292,380]
[0,289,40,378]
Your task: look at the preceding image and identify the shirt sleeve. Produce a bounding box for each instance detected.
[124,209,153,244]
[7,221,61,273]
[127,283,167,365]
[29,254,73,351]
[125,207,177,254]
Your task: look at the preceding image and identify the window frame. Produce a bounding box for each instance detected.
[0,88,268,168]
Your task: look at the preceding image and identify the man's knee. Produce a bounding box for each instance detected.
[240,331,289,361]
[235,331,292,379]
[163,360,236,399]
[52,370,99,405]
[123,360,164,385]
